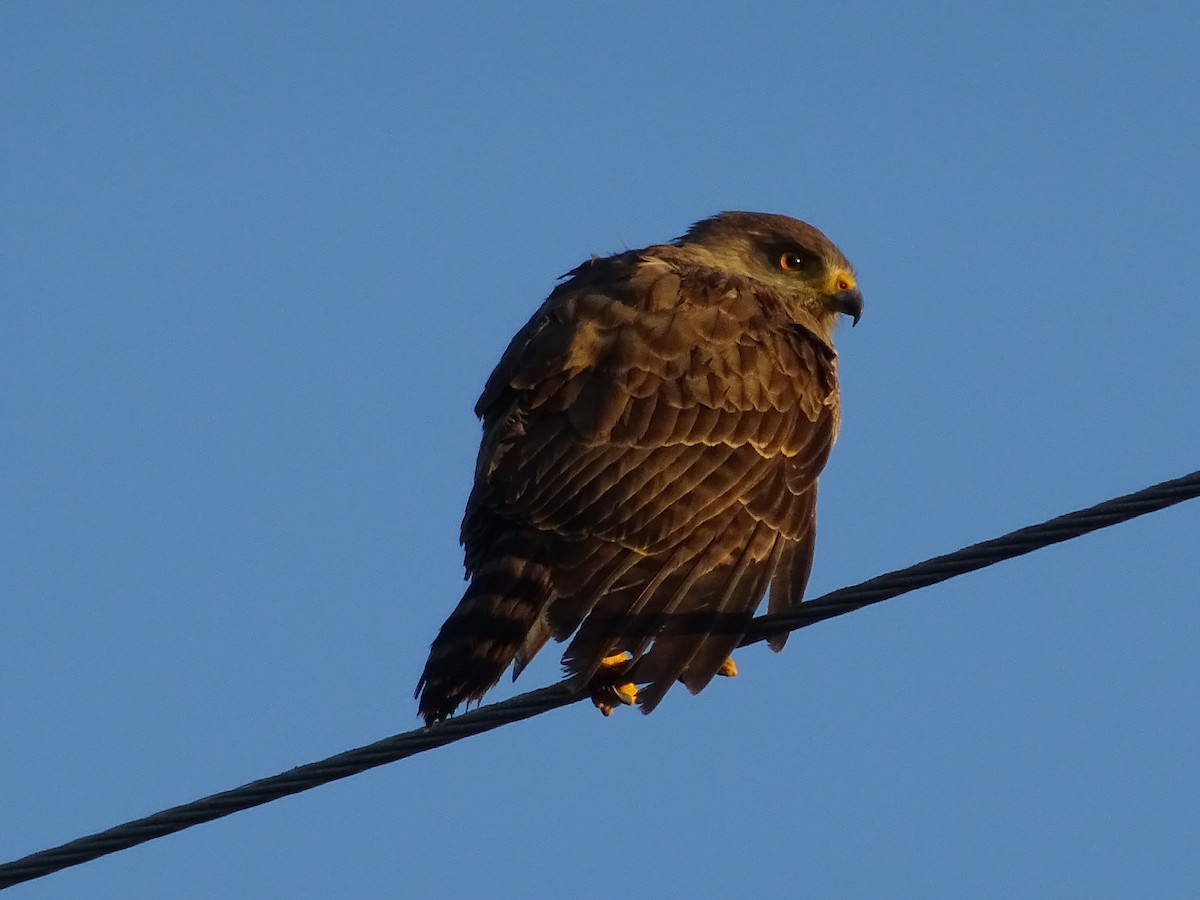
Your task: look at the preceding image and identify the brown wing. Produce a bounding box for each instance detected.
[458,248,840,712]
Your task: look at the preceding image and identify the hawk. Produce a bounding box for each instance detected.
[416,211,862,724]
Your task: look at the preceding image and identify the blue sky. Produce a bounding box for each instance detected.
[3,3,1198,897]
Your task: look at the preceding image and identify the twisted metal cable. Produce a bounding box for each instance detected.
[743,468,1200,643]
[2,468,1197,891]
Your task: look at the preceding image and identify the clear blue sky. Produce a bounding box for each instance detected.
[3,4,1198,898]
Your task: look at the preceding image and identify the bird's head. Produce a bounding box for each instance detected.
[676,211,863,338]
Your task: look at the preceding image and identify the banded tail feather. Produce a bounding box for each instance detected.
[415,533,553,725]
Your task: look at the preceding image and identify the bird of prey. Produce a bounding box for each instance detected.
[416,211,862,725]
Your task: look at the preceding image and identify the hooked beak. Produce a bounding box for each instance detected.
[831,288,864,326]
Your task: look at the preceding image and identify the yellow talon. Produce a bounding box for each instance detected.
[588,651,638,716]
[717,657,738,678]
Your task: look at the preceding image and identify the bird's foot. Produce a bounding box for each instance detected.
[589,652,638,716]
[716,657,738,678]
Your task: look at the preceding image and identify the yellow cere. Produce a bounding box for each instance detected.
[828,270,856,293]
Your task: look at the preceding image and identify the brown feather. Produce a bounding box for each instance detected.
[634,518,775,712]
[415,211,859,722]
[681,533,785,693]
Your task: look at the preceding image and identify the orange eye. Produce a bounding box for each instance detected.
[779,252,802,271]
[836,277,851,291]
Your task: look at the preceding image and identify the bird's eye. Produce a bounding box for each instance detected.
[779,252,803,272]
[836,277,851,291]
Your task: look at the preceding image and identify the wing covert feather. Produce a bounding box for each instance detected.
[457,245,842,712]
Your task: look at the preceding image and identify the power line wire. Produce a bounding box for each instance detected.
[743,468,1200,643]
[1,468,1197,891]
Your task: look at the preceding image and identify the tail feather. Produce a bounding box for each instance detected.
[415,540,553,725]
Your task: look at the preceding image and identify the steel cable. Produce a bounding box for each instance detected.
[2,468,1197,890]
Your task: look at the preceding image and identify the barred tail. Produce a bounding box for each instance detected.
[415,539,553,725]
